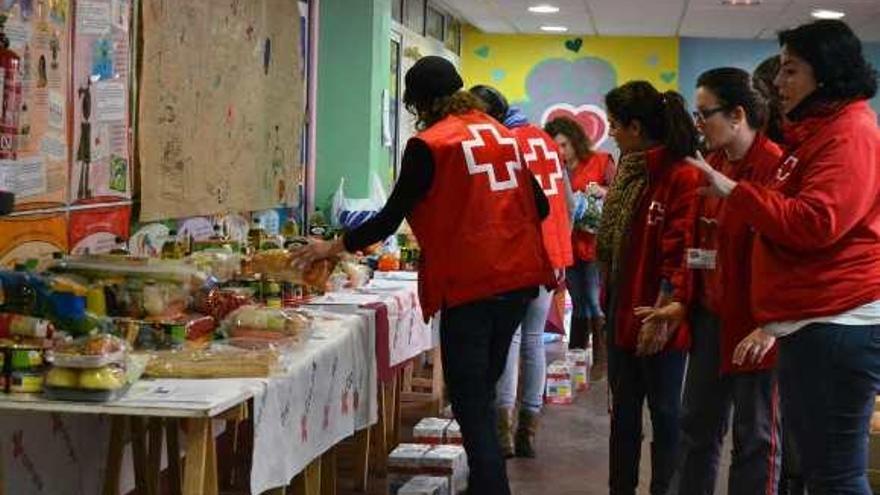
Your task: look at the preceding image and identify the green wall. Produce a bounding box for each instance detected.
[316,0,391,210]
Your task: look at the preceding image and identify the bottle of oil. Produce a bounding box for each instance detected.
[248,218,265,252]
[308,208,328,240]
[161,230,184,260]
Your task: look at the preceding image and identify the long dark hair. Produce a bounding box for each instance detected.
[469,85,509,122]
[753,56,784,143]
[407,91,486,131]
[604,81,699,160]
[544,116,594,161]
[779,20,877,102]
[697,67,768,130]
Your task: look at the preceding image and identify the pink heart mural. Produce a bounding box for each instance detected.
[541,103,610,148]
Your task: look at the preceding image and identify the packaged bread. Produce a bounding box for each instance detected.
[219,305,312,345]
[252,249,337,290]
[142,339,292,378]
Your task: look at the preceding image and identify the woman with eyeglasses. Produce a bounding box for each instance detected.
[691,20,880,493]
[598,81,701,494]
[676,67,783,495]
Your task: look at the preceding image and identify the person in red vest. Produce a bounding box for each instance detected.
[470,84,573,459]
[690,20,880,494]
[675,67,784,494]
[597,81,701,494]
[295,56,555,494]
[545,116,616,380]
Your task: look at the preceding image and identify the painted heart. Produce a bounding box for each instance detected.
[474,45,490,59]
[564,38,583,53]
[660,71,677,83]
[491,68,506,82]
[541,103,610,148]
[646,54,659,67]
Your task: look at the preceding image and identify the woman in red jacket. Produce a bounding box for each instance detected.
[692,20,880,494]
[598,81,701,495]
[544,116,615,379]
[676,67,783,495]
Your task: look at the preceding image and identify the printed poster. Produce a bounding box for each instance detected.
[138,0,303,221]
[70,0,131,204]
[0,1,71,211]
[0,212,67,269]
[68,204,130,254]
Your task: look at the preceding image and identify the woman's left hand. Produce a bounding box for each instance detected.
[633,302,684,356]
[732,328,776,366]
[686,152,738,198]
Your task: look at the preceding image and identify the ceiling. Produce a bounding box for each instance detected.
[435,0,880,41]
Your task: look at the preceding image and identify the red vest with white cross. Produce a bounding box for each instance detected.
[511,124,573,269]
[408,110,555,318]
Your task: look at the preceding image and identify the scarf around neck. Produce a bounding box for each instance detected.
[597,150,649,278]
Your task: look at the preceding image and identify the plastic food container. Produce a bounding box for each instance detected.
[53,334,127,368]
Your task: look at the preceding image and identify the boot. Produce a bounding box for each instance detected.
[590,317,607,382]
[496,407,515,459]
[568,317,590,350]
[515,409,540,458]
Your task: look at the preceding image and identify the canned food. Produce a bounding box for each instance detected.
[9,347,43,370]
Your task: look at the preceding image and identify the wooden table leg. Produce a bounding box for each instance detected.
[392,372,402,447]
[430,347,444,415]
[130,417,152,495]
[291,457,322,495]
[182,417,218,495]
[321,447,337,495]
[351,428,370,492]
[147,418,163,495]
[166,419,182,495]
[102,416,126,495]
[370,380,391,475]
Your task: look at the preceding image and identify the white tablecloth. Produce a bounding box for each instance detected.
[0,311,378,495]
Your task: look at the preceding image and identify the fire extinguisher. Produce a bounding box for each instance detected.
[0,14,22,160]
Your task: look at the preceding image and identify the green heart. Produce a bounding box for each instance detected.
[660,71,677,83]
[474,45,490,59]
[564,38,583,53]
[491,69,506,82]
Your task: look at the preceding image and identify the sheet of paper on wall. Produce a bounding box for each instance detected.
[0,157,47,198]
[48,91,65,131]
[111,0,129,32]
[40,135,66,161]
[77,1,112,36]
[91,124,110,162]
[95,80,126,122]
[5,18,31,50]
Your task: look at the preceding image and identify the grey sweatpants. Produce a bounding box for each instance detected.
[675,305,782,495]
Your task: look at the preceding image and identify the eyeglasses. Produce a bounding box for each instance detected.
[692,107,728,122]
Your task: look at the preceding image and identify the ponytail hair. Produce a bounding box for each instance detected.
[605,81,699,161]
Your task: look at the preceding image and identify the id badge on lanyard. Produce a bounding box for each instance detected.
[687,248,717,270]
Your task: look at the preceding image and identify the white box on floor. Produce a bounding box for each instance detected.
[398,476,449,495]
[566,349,590,392]
[388,443,468,495]
[545,360,574,405]
[413,418,452,444]
[423,444,468,494]
[446,420,462,444]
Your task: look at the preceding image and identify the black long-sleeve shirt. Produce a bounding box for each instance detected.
[343,138,550,252]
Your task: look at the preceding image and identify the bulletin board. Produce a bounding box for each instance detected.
[137,0,304,221]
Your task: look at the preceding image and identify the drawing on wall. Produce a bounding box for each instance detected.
[0,213,67,269]
[68,204,130,254]
[138,0,304,221]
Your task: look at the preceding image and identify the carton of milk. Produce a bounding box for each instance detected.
[413,418,452,445]
[545,360,574,405]
[566,349,590,392]
[398,476,449,495]
[388,443,468,495]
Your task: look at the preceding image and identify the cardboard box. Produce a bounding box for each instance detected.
[545,360,574,405]
[566,349,589,392]
[446,420,462,445]
[388,443,468,495]
[413,418,452,445]
[398,476,449,495]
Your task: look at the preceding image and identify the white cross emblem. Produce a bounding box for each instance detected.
[462,124,521,192]
[522,137,563,197]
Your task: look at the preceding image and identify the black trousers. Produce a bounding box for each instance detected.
[440,292,532,495]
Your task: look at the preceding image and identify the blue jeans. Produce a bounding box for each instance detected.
[608,344,687,495]
[778,322,880,495]
[567,259,603,319]
[496,286,552,414]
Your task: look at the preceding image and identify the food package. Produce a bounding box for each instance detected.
[49,256,209,291]
[9,370,44,393]
[193,286,254,321]
[398,476,449,495]
[445,420,462,445]
[219,305,312,346]
[545,360,574,405]
[566,349,590,392]
[124,314,217,350]
[43,354,145,402]
[252,249,337,290]
[187,249,241,282]
[141,339,295,378]
[413,418,452,445]
[0,314,53,339]
[53,334,127,368]
[388,444,468,495]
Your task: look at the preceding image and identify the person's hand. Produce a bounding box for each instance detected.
[633,302,684,356]
[686,151,738,198]
[732,328,776,367]
[291,237,345,269]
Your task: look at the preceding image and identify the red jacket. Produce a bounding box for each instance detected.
[569,152,615,261]
[511,124,573,269]
[727,101,880,325]
[408,110,555,318]
[694,134,782,374]
[610,146,701,352]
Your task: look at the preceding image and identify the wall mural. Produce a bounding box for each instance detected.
[462,29,678,152]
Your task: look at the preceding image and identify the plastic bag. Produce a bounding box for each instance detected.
[219,305,313,346]
[141,339,295,378]
[330,173,388,229]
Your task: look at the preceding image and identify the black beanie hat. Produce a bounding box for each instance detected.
[403,56,464,108]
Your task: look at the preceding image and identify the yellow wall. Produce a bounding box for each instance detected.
[461,27,678,150]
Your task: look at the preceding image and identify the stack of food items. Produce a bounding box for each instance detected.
[545,360,574,405]
[413,418,463,446]
[44,334,137,401]
[388,443,468,495]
